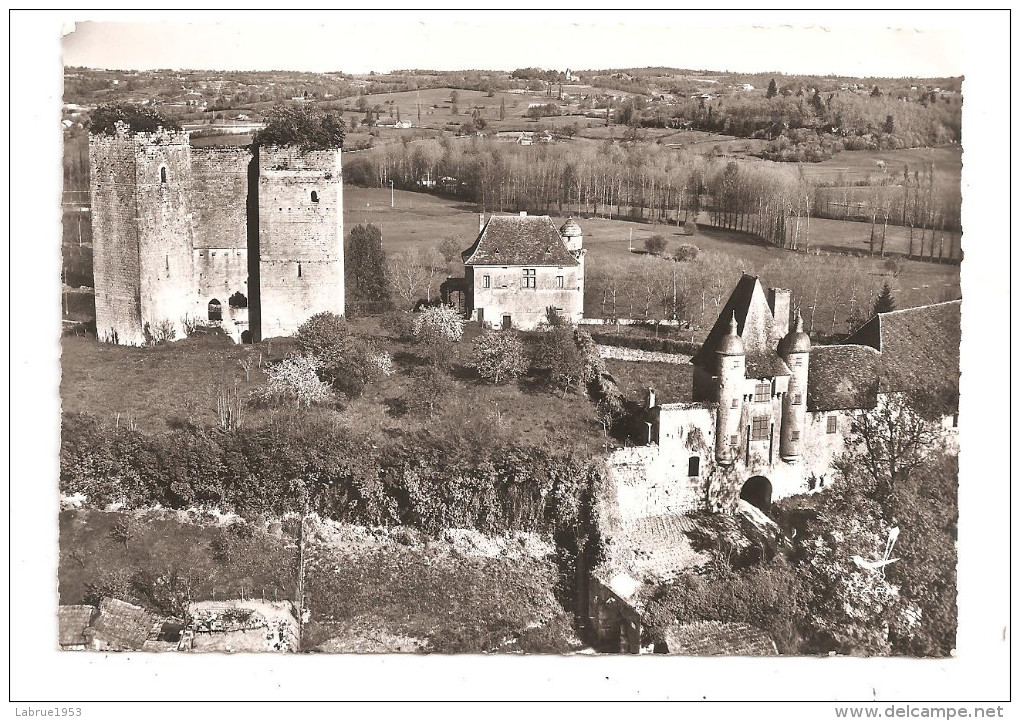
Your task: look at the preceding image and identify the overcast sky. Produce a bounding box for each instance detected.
[61,11,964,78]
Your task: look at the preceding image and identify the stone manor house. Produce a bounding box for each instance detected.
[442,213,586,330]
[586,273,961,653]
[89,123,344,345]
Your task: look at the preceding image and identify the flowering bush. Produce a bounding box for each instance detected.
[372,351,395,377]
[251,355,334,408]
[412,305,465,344]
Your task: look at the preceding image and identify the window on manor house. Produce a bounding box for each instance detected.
[795,357,803,367]
[522,268,536,288]
[827,415,837,434]
[483,274,490,288]
[688,456,700,477]
[160,167,167,184]
[311,190,319,203]
[208,299,222,322]
[556,275,564,288]
[730,398,739,409]
[298,262,302,278]
[754,382,771,403]
[751,416,769,440]
[791,392,803,405]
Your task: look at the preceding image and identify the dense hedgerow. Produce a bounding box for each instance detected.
[59,413,604,539]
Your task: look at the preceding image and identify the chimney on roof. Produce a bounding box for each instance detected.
[768,288,791,341]
[519,211,527,217]
[479,213,485,232]
[647,387,656,409]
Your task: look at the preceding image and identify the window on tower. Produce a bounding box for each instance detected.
[791,392,803,405]
[827,415,837,434]
[311,190,319,203]
[160,167,167,184]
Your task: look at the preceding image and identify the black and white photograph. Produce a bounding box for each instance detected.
[7,8,1011,714]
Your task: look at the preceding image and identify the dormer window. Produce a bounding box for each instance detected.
[754,382,771,403]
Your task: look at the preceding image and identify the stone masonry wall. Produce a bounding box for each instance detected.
[133,133,195,342]
[467,264,582,329]
[90,134,143,345]
[189,148,250,249]
[257,145,344,339]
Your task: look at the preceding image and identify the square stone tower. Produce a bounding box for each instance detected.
[253,145,344,340]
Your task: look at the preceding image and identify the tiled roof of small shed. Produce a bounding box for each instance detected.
[91,598,154,651]
[663,621,778,656]
[58,605,96,647]
[462,215,578,267]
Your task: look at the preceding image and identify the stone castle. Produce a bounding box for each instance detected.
[587,273,961,652]
[89,123,344,345]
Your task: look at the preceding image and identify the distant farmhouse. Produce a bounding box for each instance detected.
[89,122,344,346]
[586,273,961,652]
[443,213,585,330]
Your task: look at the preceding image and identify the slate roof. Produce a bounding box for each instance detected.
[691,274,791,379]
[462,214,579,267]
[846,300,961,399]
[808,344,881,411]
[58,605,96,647]
[91,598,154,651]
[663,621,778,656]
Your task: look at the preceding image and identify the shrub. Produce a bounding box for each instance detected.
[684,219,698,236]
[644,234,668,255]
[251,355,334,408]
[412,305,465,344]
[473,330,528,384]
[674,243,700,263]
[87,104,182,136]
[533,326,582,396]
[255,106,346,151]
[380,309,416,340]
[405,365,453,417]
[295,312,379,398]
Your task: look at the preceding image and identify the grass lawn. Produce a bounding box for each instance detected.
[605,359,694,406]
[59,332,285,432]
[60,315,607,452]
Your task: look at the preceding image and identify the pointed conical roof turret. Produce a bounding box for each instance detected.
[778,311,811,355]
[717,312,746,356]
[560,217,583,237]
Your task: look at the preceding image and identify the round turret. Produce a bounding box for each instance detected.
[778,311,811,355]
[560,218,583,237]
[717,313,745,356]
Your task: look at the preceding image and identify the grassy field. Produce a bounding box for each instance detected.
[605,359,694,406]
[60,332,282,432]
[60,316,607,452]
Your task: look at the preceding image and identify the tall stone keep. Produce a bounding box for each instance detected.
[89,124,195,345]
[255,145,344,340]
